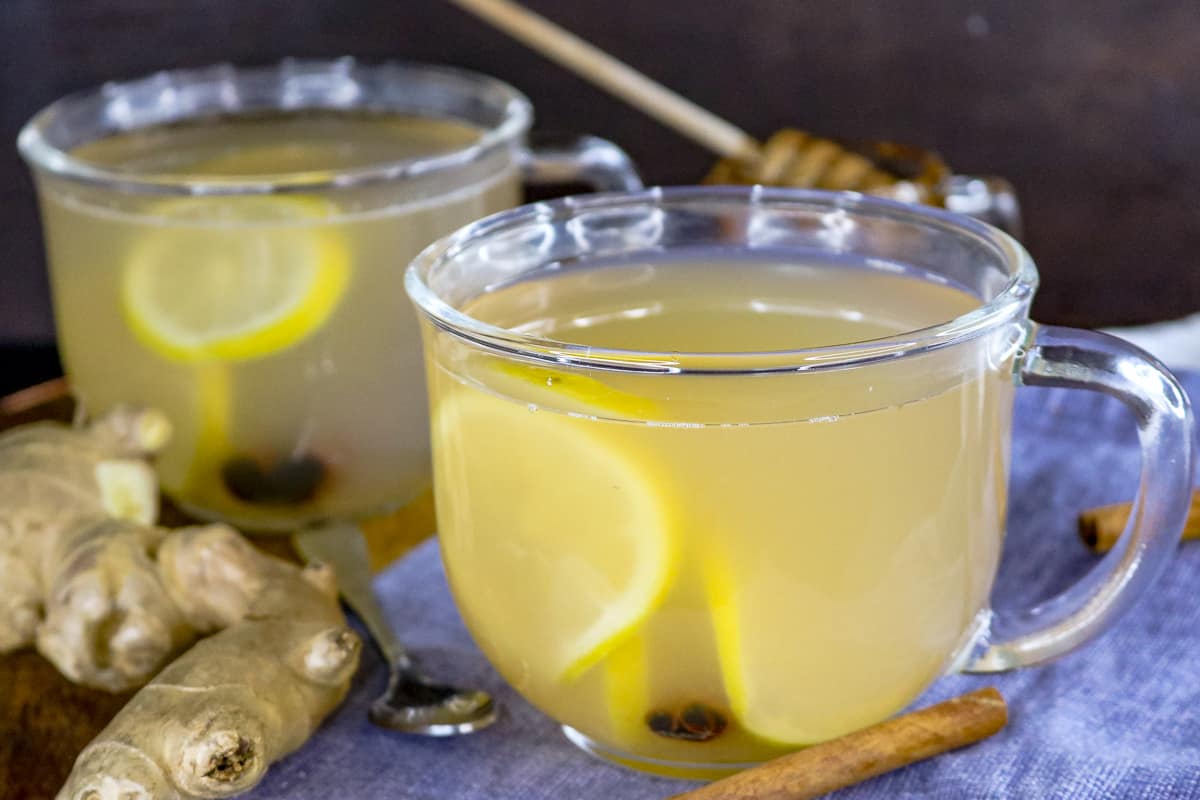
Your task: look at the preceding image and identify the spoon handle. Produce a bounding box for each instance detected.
[293,520,410,666]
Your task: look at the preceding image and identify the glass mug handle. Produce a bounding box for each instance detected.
[967,324,1195,672]
[519,131,643,192]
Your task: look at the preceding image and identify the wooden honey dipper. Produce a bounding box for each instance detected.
[704,129,951,205]
[450,0,1021,235]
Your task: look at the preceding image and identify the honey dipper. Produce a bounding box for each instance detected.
[450,0,1022,236]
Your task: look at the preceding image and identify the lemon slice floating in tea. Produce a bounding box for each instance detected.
[703,548,892,746]
[121,195,349,363]
[121,194,349,504]
[434,384,675,683]
[486,360,662,419]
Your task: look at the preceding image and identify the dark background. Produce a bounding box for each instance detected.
[3,0,1198,387]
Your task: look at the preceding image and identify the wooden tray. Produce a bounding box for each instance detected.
[0,379,436,799]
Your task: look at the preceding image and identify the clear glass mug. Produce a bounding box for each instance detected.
[407,187,1194,776]
[18,58,641,529]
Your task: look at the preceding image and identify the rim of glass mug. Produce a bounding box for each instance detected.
[17,57,533,196]
[406,185,1039,374]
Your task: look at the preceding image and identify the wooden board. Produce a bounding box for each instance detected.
[0,380,436,799]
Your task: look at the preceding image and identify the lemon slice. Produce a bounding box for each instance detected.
[434,387,674,682]
[122,195,349,363]
[601,630,659,751]
[703,550,831,745]
[704,550,898,746]
[487,361,661,419]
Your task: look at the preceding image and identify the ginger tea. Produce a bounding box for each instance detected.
[40,111,521,527]
[427,254,1015,771]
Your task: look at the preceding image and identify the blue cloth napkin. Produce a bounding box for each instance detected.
[249,373,1200,800]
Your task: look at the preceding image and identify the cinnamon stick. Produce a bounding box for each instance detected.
[669,688,1007,800]
[1078,489,1200,552]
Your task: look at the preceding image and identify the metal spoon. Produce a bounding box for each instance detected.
[293,520,497,736]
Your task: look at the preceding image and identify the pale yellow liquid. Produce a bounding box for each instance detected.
[42,111,521,527]
[428,257,1015,772]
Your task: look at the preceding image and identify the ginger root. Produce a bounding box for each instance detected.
[0,410,362,798]
[35,515,196,691]
[0,407,171,678]
[58,525,360,800]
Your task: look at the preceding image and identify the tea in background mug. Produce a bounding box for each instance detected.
[19,58,641,529]
[407,187,1194,776]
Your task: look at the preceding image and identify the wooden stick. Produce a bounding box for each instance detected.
[1078,489,1200,552]
[449,0,761,162]
[0,376,69,416]
[669,688,1007,800]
